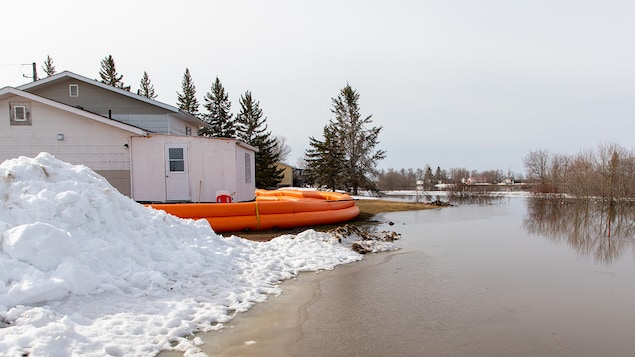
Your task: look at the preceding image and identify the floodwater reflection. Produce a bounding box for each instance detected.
[524,197,635,264]
[446,192,505,206]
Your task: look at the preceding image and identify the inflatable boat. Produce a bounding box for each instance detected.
[147,189,360,233]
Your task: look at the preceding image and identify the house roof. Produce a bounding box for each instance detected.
[0,86,147,136]
[17,71,209,128]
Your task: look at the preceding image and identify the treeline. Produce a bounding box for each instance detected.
[376,166,518,191]
[524,143,635,200]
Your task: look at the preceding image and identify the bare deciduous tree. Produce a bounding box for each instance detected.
[524,149,553,192]
[272,135,291,163]
[550,153,571,193]
[524,143,635,200]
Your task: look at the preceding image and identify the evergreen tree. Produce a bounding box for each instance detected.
[304,124,346,191]
[200,76,235,138]
[235,91,284,188]
[99,54,130,91]
[329,83,385,194]
[424,164,434,189]
[42,55,56,77]
[138,71,157,99]
[176,68,200,116]
[434,166,443,182]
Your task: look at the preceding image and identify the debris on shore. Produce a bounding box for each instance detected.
[328,224,401,254]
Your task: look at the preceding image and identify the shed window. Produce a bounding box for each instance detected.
[69,84,79,97]
[245,153,252,183]
[168,148,185,172]
[9,102,31,125]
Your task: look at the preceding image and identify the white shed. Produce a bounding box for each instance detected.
[130,135,257,203]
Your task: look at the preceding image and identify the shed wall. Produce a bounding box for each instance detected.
[130,136,256,203]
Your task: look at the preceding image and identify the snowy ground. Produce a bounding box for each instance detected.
[0,153,397,356]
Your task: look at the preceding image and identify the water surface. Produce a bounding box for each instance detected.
[195,197,635,356]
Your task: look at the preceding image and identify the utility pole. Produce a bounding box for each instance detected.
[32,62,38,81]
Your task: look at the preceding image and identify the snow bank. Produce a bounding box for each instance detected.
[0,153,396,356]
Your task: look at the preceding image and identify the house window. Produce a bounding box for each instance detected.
[69,84,79,97]
[185,127,192,136]
[9,102,31,125]
[14,106,26,121]
[245,153,252,183]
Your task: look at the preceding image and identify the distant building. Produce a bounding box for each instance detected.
[466,176,488,185]
[293,167,310,187]
[275,162,295,187]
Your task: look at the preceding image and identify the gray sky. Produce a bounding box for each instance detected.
[2,0,634,176]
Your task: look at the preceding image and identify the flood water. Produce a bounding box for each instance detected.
[186,197,635,356]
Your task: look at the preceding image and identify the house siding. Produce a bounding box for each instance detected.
[167,113,195,136]
[0,98,134,191]
[24,78,173,134]
[111,114,169,133]
[95,170,131,196]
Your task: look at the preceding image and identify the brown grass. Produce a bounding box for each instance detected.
[222,199,437,241]
[355,199,437,218]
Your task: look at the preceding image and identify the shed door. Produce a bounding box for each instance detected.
[165,143,190,201]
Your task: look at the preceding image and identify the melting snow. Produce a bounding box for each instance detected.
[0,153,397,356]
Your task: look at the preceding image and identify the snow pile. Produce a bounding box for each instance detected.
[0,153,395,356]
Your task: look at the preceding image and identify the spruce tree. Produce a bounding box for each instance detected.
[98,54,130,91]
[434,166,443,182]
[304,124,346,191]
[235,91,284,188]
[138,71,157,99]
[42,55,56,77]
[176,68,200,116]
[201,77,235,138]
[329,83,385,194]
[424,165,434,189]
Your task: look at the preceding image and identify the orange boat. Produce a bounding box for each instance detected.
[147,189,360,233]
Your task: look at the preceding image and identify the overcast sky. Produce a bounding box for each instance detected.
[2,0,634,175]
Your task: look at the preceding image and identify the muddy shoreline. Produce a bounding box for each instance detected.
[158,199,435,356]
[158,249,403,357]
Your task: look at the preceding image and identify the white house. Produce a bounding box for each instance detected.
[0,71,257,202]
